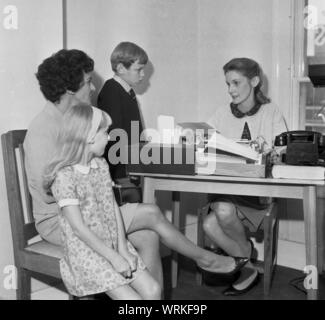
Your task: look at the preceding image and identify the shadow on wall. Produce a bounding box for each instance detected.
[137,61,154,130]
[136,60,154,96]
[91,70,105,106]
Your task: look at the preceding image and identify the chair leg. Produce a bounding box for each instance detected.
[263,203,278,296]
[16,267,31,300]
[196,203,210,285]
[171,192,181,289]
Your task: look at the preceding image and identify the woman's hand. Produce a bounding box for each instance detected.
[110,253,132,278]
[250,136,267,153]
[269,149,282,165]
[119,246,138,272]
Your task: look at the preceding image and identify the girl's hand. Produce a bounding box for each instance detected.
[119,248,138,272]
[110,254,132,278]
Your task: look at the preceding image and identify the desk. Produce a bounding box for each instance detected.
[130,172,325,300]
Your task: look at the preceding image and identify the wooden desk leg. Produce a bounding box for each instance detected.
[143,177,155,203]
[303,186,318,300]
[171,191,181,289]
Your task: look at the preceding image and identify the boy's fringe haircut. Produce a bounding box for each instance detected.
[110,41,148,72]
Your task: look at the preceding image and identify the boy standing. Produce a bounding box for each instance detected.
[97,42,147,201]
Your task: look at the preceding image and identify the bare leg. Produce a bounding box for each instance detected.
[106,285,142,300]
[130,270,161,300]
[127,230,163,288]
[128,203,236,273]
[205,202,250,257]
[203,211,242,256]
[203,202,257,290]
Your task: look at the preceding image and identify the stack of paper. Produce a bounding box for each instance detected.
[272,165,325,180]
[196,150,247,165]
[205,132,259,161]
[195,149,249,176]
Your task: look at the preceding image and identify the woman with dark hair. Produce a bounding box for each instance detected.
[203,58,288,296]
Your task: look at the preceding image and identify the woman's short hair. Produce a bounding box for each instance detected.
[36,49,94,103]
[223,57,270,104]
[110,42,148,72]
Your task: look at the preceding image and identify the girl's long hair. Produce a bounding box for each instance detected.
[223,57,271,105]
[43,103,111,192]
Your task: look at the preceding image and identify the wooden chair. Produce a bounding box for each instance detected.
[196,201,279,296]
[113,179,142,206]
[1,129,139,299]
[1,129,65,300]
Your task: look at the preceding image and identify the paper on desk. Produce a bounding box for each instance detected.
[272,165,325,180]
[206,132,259,161]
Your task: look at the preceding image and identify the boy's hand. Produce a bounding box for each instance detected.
[119,247,138,272]
[110,254,132,278]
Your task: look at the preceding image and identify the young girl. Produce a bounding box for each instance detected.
[204,58,288,296]
[43,104,161,300]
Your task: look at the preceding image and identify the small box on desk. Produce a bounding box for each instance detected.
[126,142,196,175]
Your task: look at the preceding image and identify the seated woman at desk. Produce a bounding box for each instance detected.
[203,57,288,296]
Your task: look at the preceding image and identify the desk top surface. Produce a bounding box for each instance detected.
[129,172,325,186]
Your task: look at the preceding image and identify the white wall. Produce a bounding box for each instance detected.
[0,0,62,299]
[197,0,273,120]
[66,0,199,129]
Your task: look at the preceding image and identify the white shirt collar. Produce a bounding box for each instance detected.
[73,158,99,174]
[113,74,132,93]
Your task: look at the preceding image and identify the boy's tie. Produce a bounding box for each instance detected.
[129,89,136,100]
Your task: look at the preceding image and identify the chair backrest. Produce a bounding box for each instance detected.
[1,130,38,254]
